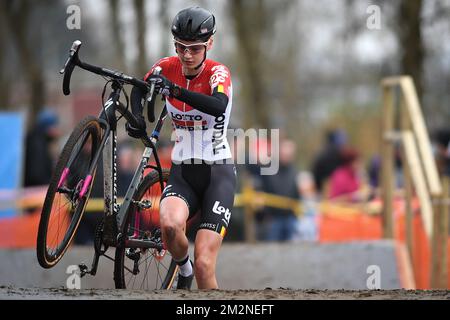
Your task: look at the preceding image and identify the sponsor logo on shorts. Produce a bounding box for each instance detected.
[163,191,189,208]
[212,201,231,226]
[199,222,217,231]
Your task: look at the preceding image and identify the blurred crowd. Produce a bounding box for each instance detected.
[244,126,450,243]
[21,110,450,244]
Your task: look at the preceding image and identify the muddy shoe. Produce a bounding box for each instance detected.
[176,273,194,290]
[176,261,194,290]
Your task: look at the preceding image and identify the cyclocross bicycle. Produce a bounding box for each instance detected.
[36,40,179,290]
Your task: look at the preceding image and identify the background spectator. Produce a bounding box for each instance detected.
[24,108,61,187]
[433,128,450,177]
[328,147,364,202]
[295,171,319,242]
[251,138,302,242]
[311,129,347,196]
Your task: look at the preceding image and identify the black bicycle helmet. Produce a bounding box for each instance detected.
[171,6,216,42]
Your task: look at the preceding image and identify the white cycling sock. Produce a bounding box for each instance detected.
[176,255,193,277]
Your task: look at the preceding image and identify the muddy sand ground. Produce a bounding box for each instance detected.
[1,286,448,300]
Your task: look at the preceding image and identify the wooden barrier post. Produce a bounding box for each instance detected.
[400,96,414,261]
[430,187,448,288]
[381,85,395,239]
[401,78,442,197]
[437,177,449,288]
[402,132,433,237]
[382,76,444,288]
[431,195,441,288]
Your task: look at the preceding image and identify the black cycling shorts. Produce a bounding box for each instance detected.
[160,159,237,238]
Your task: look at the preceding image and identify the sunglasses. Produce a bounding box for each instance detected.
[173,39,208,55]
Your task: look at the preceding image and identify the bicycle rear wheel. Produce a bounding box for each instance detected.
[114,168,179,290]
[37,116,101,268]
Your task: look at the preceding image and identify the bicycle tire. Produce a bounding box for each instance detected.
[114,168,179,290]
[37,116,101,268]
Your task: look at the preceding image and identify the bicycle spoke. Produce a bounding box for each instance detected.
[122,244,174,290]
[148,264,151,290]
[48,196,73,251]
[49,198,69,251]
[156,261,163,289]
[130,271,137,289]
[140,257,151,290]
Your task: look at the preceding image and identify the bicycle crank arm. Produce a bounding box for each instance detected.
[78,253,100,277]
[78,250,114,277]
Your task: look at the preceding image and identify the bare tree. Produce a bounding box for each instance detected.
[396,0,424,102]
[0,0,46,125]
[109,0,127,72]
[228,0,299,129]
[159,0,172,58]
[134,0,148,75]
[0,18,11,110]
[228,0,272,129]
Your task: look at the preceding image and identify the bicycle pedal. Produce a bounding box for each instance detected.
[78,263,89,277]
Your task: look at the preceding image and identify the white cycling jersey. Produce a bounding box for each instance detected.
[146,56,233,162]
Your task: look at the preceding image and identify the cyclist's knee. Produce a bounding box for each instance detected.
[161,202,184,217]
[160,212,186,241]
[160,197,188,221]
[160,218,184,239]
[194,255,214,281]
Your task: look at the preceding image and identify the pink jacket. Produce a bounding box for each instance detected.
[329,165,360,200]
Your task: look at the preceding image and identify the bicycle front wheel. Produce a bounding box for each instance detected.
[114,168,179,290]
[37,116,101,268]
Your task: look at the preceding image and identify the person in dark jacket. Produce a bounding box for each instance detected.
[311,129,347,195]
[253,139,302,242]
[24,109,60,187]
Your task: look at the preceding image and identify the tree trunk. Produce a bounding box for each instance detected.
[397,0,424,103]
[134,0,147,75]
[109,0,127,72]
[0,19,11,110]
[159,0,171,58]
[229,0,270,129]
[0,1,46,126]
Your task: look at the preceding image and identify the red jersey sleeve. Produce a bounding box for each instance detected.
[209,64,231,97]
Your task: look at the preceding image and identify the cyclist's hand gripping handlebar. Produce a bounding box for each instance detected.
[60,40,82,96]
[146,66,162,123]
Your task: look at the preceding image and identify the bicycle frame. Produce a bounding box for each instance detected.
[58,40,170,277]
[77,81,168,277]
[101,82,165,233]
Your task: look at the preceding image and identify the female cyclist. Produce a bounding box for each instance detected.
[127,6,236,290]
